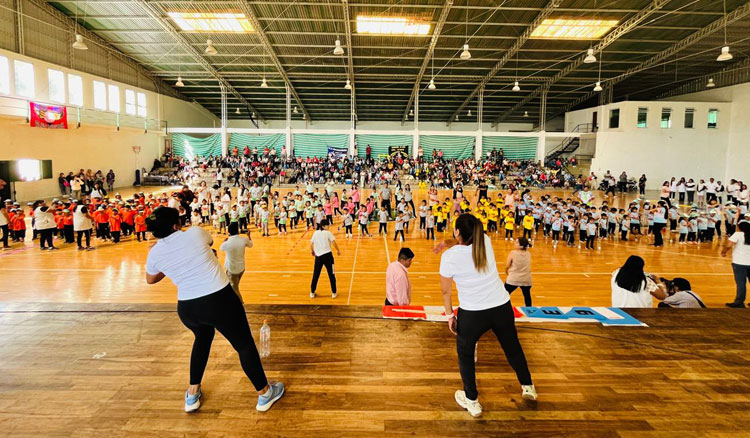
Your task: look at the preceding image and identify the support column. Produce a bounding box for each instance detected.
[475,84,484,160]
[536,132,546,164]
[220,84,228,157]
[412,92,420,159]
[14,0,24,55]
[349,88,355,157]
[285,84,292,158]
[539,86,548,132]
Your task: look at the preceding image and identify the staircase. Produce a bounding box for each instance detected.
[546,123,595,162]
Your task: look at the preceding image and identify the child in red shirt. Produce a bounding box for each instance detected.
[109,210,122,243]
[12,209,26,242]
[134,210,147,242]
[94,206,110,241]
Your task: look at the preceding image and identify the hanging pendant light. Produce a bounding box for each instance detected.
[333,39,344,55]
[235,108,241,114]
[512,81,520,92]
[344,79,352,90]
[261,77,268,88]
[204,39,217,55]
[467,109,472,117]
[293,106,299,114]
[409,108,413,116]
[584,48,596,64]
[252,112,256,118]
[706,78,716,88]
[460,44,472,60]
[593,81,603,92]
[455,114,459,121]
[73,34,88,51]
[428,78,436,90]
[175,76,184,87]
[593,50,603,92]
[717,0,733,62]
[523,111,529,118]
[717,46,733,62]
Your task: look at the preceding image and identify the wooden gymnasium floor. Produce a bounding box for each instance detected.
[0,185,740,307]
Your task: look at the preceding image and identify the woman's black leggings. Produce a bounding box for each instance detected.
[39,228,54,248]
[311,251,337,294]
[456,302,532,401]
[76,229,91,247]
[177,284,268,390]
[504,283,532,307]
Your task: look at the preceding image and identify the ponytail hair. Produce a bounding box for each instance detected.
[454,213,488,272]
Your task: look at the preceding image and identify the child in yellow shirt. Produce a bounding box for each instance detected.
[522,211,534,240]
[504,212,515,240]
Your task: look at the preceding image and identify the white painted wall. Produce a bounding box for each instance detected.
[228,119,534,132]
[567,100,734,189]
[0,49,219,201]
[661,83,750,185]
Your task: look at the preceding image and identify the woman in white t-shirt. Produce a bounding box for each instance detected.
[144,207,284,413]
[73,205,94,250]
[722,221,750,307]
[436,214,535,418]
[34,204,58,250]
[611,255,666,308]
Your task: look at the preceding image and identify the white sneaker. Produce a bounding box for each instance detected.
[310,292,315,299]
[454,390,482,417]
[521,384,537,401]
[332,292,337,299]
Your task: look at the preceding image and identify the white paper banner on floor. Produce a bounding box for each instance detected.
[382,305,647,327]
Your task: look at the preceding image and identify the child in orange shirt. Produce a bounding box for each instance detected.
[12,209,26,242]
[134,209,147,242]
[109,210,122,243]
[94,206,110,241]
[62,209,75,243]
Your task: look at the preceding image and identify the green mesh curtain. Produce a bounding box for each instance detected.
[172,133,222,159]
[229,133,285,155]
[482,136,538,160]
[293,134,349,158]
[355,134,412,158]
[419,135,475,161]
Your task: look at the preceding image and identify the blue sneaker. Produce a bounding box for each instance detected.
[184,388,202,413]
[256,382,284,412]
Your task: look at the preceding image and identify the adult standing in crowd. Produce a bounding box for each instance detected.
[1,199,11,249]
[504,237,533,306]
[385,248,414,306]
[73,204,94,251]
[34,202,58,251]
[220,222,253,303]
[611,255,667,308]
[106,170,116,193]
[145,207,283,413]
[618,171,628,193]
[638,174,647,196]
[310,219,340,299]
[436,214,536,418]
[722,221,750,308]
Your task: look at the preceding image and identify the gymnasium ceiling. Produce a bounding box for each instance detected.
[48,0,750,125]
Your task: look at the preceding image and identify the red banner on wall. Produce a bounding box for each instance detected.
[29,102,68,129]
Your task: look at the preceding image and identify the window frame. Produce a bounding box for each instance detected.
[136,92,147,117]
[636,107,648,128]
[660,108,672,129]
[13,60,35,99]
[107,84,120,113]
[684,108,695,129]
[0,55,9,95]
[707,108,718,129]
[47,68,66,104]
[608,108,620,129]
[68,74,83,107]
[125,89,136,115]
[93,80,107,110]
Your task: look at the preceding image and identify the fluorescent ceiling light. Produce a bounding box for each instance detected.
[168,12,254,32]
[356,16,431,36]
[530,18,618,39]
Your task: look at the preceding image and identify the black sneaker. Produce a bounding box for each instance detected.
[725,302,746,308]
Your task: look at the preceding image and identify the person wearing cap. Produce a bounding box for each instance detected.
[385,248,414,306]
[109,209,122,243]
[0,200,11,249]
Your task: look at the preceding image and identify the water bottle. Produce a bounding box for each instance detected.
[259,320,270,358]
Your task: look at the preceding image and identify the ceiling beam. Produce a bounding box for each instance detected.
[342,0,356,113]
[401,0,453,124]
[551,1,750,117]
[237,0,312,122]
[655,56,750,99]
[492,0,673,127]
[446,0,560,125]
[132,0,264,125]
